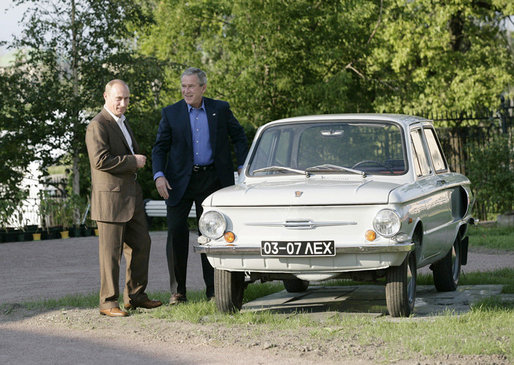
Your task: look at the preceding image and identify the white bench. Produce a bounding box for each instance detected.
[144,199,197,218]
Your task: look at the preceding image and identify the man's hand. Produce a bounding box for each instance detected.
[155,176,172,199]
[134,154,147,169]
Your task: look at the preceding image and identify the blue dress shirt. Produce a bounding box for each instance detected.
[189,100,214,166]
[153,99,214,181]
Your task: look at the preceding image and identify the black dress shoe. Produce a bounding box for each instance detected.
[124,299,162,310]
[169,293,187,305]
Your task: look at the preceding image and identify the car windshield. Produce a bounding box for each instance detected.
[248,121,407,176]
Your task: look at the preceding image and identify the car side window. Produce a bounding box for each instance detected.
[410,129,431,177]
[249,127,293,171]
[423,127,448,173]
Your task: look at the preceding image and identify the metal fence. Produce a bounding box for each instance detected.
[426,99,513,175]
[424,97,513,219]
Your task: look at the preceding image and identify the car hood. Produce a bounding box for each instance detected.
[208,178,401,206]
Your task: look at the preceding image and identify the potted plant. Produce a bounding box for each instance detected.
[14,204,35,241]
[32,230,42,241]
[81,197,97,236]
[68,194,87,237]
[39,191,57,239]
[54,198,74,239]
[0,196,18,242]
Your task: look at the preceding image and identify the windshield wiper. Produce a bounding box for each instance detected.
[306,164,366,177]
[253,166,309,176]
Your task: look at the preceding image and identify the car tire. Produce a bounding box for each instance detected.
[432,233,461,292]
[385,250,417,317]
[214,269,245,313]
[283,278,309,293]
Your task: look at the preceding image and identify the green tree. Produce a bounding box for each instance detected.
[0,0,153,201]
[366,0,514,121]
[0,58,36,215]
[140,0,513,130]
[139,0,383,129]
[467,134,514,219]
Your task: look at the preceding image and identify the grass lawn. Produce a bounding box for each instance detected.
[468,223,514,251]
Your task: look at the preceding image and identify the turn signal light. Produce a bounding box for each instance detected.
[365,230,376,241]
[224,231,235,243]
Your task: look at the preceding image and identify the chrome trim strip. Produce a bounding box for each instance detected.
[246,220,357,229]
[193,242,414,255]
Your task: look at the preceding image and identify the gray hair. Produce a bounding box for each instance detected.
[105,79,129,93]
[181,67,207,86]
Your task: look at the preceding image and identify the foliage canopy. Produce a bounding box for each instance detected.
[0,0,512,225]
[139,0,513,129]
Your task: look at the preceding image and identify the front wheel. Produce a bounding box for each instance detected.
[283,278,309,293]
[214,269,245,313]
[385,251,417,317]
[432,234,461,292]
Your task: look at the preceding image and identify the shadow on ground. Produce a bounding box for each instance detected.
[242,284,508,318]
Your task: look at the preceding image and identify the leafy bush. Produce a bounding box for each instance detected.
[0,189,28,231]
[467,134,514,220]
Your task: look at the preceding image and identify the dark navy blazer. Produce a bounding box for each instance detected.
[152,97,248,206]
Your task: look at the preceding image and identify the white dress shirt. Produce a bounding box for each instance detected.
[104,106,134,154]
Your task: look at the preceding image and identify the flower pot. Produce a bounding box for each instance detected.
[25,225,38,233]
[49,227,62,239]
[80,225,92,236]
[69,226,80,237]
[60,230,69,239]
[5,231,18,242]
[32,233,41,241]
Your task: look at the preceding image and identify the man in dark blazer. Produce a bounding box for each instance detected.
[152,67,248,304]
[86,79,162,317]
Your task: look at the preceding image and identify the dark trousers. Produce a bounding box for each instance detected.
[166,168,220,298]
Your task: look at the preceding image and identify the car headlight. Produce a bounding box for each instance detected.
[373,209,401,238]
[199,211,226,239]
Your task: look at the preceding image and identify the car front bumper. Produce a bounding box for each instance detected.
[193,240,414,274]
[193,241,414,255]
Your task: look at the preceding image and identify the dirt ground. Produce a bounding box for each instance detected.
[0,232,513,364]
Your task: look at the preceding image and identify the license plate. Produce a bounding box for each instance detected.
[260,240,335,257]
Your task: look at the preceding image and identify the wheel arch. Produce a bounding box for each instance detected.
[457,223,469,266]
[411,221,423,264]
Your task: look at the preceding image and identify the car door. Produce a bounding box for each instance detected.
[422,125,454,253]
[409,127,451,264]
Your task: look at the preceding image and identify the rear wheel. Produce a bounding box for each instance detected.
[214,269,245,313]
[283,278,309,293]
[385,250,417,317]
[432,234,461,292]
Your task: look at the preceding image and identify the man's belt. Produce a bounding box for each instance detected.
[192,164,214,172]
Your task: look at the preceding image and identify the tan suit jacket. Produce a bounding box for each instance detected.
[86,108,139,222]
[86,107,151,309]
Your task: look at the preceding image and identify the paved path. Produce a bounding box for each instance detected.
[0,231,513,305]
[0,231,206,305]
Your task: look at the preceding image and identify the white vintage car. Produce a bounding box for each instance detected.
[194,114,474,317]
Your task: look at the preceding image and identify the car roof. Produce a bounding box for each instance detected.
[264,113,431,129]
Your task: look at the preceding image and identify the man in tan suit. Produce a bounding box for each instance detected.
[86,79,162,317]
